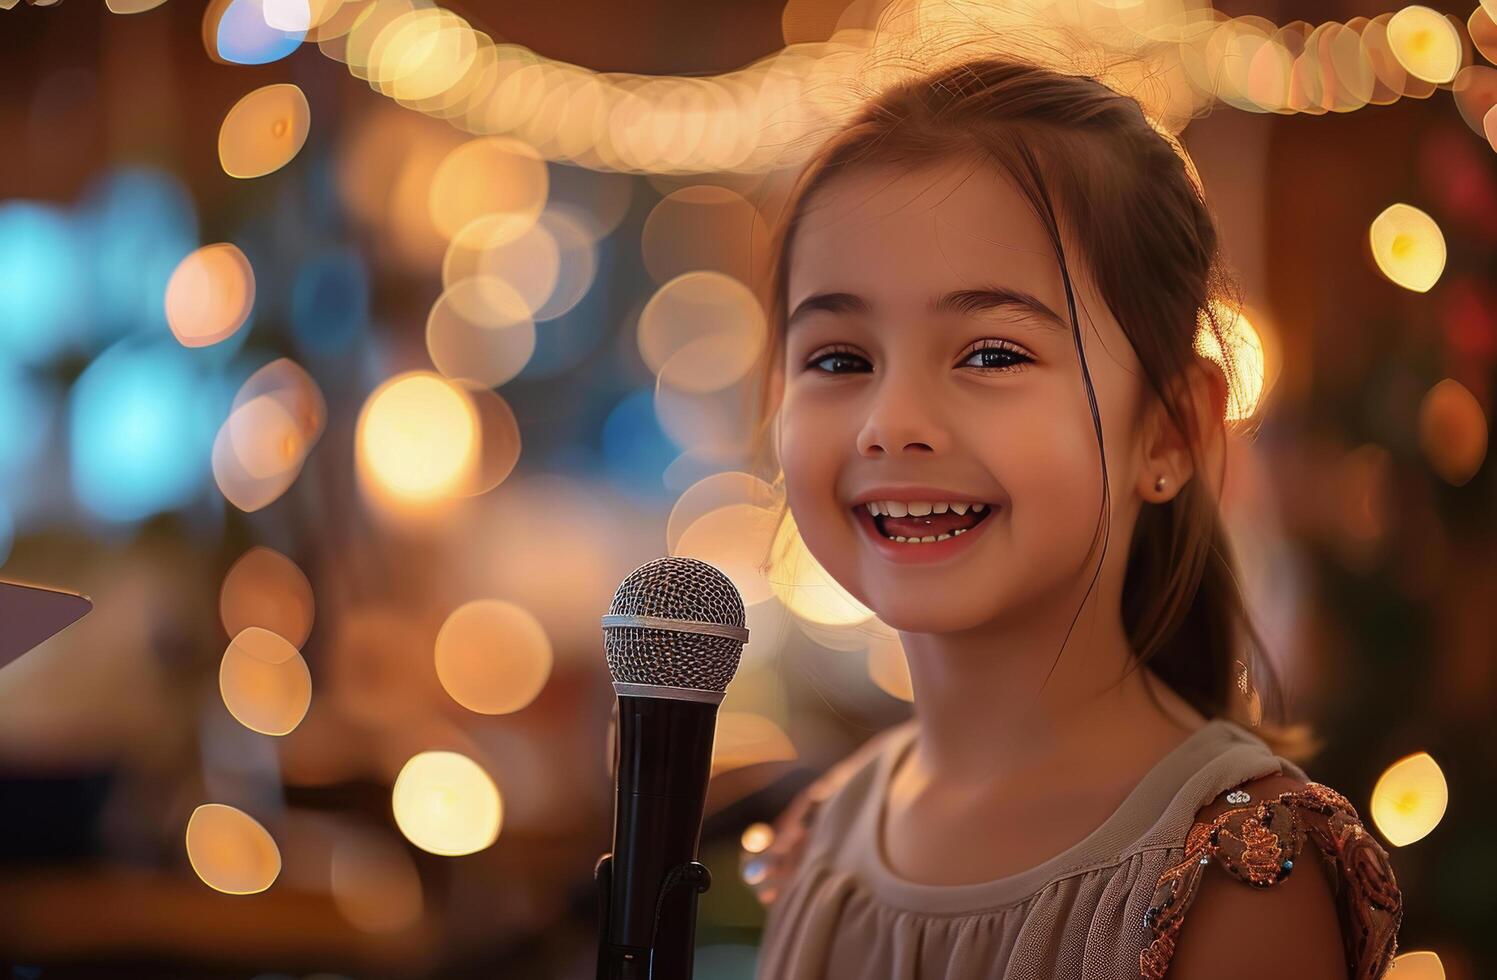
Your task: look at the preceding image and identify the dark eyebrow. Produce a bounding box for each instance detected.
[786,286,1070,333]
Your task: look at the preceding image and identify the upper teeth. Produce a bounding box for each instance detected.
[864,501,988,517]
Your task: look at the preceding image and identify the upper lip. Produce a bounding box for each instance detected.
[848,486,997,506]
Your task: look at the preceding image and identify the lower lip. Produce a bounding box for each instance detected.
[851,505,998,565]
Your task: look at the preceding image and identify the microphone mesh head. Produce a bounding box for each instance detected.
[602,556,747,692]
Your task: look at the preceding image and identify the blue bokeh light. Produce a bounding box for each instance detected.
[69,339,225,523]
[78,167,198,346]
[0,362,56,480]
[291,247,368,357]
[600,386,679,502]
[216,0,305,65]
[0,201,87,365]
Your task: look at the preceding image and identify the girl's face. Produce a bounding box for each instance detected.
[777,156,1159,634]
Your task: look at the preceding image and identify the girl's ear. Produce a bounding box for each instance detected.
[1139,358,1228,503]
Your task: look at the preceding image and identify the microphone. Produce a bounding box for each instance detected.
[594,556,750,980]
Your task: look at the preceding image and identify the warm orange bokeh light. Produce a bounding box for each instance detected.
[218,83,311,179]
[356,372,478,502]
[1371,751,1449,846]
[391,750,502,856]
[185,803,282,895]
[434,599,553,715]
[165,244,256,348]
[219,545,316,648]
[219,626,312,736]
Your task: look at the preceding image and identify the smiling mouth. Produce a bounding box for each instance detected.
[858,505,995,543]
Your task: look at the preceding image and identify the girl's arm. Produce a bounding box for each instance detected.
[1141,772,1404,980]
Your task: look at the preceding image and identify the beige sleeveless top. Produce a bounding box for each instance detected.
[754,716,1404,980]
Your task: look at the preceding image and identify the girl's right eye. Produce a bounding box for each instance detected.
[804,345,869,374]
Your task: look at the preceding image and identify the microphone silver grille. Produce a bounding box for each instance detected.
[600,556,748,692]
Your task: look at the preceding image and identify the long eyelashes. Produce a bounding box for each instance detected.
[803,341,1034,375]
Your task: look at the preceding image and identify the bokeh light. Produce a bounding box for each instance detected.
[447,382,522,498]
[424,276,537,387]
[600,387,684,501]
[641,184,770,286]
[262,0,313,32]
[1386,5,1462,84]
[1385,951,1447,979]
[766,510,875,627]
[391,750,502,857]
[1371,750,1448,846]
[428,136,549,241]
[337,105,467,270]
[433,599,553,715]
[530,207,599,322]
[356,371,478,503]
[213,359,326,512]
[219,545,316,648]
[218,83,311,179]
[1418,379,1488,486]
[740,822,773,855]
[638,271,767,394]
[0,201,85,364]
[165,244,256,348]
[208,0,307,66]
[219,626,312,736]
[442,214,561,315]
[710,712,797,777]
[368,9,479,105]
[185,803,282,895]
[1370,203,1446,293]
[69,340,218,523]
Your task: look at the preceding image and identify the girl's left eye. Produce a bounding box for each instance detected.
[958,341,1034,373]
[803,341,1033,374]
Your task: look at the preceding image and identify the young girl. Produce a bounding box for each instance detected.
[742,57,1404,979]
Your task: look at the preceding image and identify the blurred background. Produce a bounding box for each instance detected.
[0,0,1491,977]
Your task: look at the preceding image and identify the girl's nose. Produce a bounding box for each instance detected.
[855,374,948,456]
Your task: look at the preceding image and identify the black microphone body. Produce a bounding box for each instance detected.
[600,694,718,978]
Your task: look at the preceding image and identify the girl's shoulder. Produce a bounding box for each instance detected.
[747,721,913,907]
[1140,770,1404,980]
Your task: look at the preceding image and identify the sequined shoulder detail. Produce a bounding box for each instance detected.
[1139,780,1403,980]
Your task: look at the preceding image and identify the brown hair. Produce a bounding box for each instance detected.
[748,55,1319,763]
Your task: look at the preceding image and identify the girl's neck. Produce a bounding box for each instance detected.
[898,613,1207,791]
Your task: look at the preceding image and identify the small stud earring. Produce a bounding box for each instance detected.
[1154,475,1166,494]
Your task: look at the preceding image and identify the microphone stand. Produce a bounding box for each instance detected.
[593,853,712,980]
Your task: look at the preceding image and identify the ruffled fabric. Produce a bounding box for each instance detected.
[761,848,1195,979]
[753,718,1405,980]
[1140,780,1403,980]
